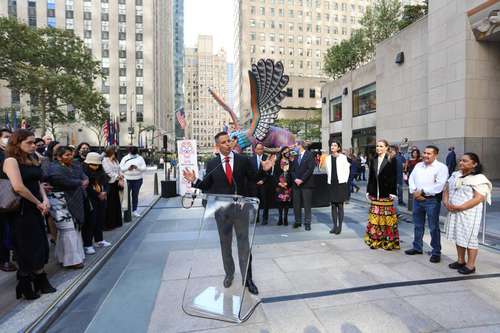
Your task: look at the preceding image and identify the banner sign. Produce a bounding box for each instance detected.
[177,140,199,195]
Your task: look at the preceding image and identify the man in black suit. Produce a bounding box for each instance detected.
[291,141,316,231]
[251,143,271,225]
[183,132,275,295]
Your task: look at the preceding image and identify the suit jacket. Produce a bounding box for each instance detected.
[250,154,269,183]
[446,151,456,169]
[290,150,316,189]
[193,153,259,197]
[367,154,397,198]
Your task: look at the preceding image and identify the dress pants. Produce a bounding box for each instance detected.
[292,187,312,226]
[256,183,270,221]
[214,202,254,280]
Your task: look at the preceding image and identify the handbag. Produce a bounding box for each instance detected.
[0,179,21,212]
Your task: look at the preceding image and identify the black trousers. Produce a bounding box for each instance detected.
[256,184,270,221]
[292,187,313,225]
[82,198,105,247]
[0,218,12,263]
[214,202,254,280]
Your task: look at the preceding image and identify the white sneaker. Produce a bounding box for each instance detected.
[132,211,141,217]
[84,246,96,255]
[96,240,112,248]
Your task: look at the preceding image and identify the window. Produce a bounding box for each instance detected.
[66,10,74,19]
[102,49,109,57]
[136,33,143,41]
[84,12,92,20]
[84,30,92,38]
[353,83,376,117]
[119,104,127,122]
[102,31,109,39]
[119,50,127,58]
[101,13,109,21]
[136,0,143,4]
[119,68,127,76]
[136,51,143,59]
[119,86,127,94]
[119,14,126,22]
[136,15,143,23]
[136,69,143,77]
[298,88,304,98]
[28,1,37,26]
[136,86,143,94]
[309,89,316,98]
[286,88,293,97]
[119,32,126,40]
[329,96,342,122]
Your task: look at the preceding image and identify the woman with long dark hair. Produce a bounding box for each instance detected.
[324,141,350,234]
[364,139,400,250]
[2,129,55,300]
[102,146,124,230]
[444,153,492,274]
[275,146,291,226]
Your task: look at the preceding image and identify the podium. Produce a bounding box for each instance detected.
[182,194,260,323]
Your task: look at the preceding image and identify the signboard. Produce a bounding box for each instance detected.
[177,140,199,195]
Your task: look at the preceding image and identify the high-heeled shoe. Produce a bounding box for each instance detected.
[16,274,40,300]
[33,272,57,294]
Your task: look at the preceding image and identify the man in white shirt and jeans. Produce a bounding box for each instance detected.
[120,146,147,217]
[405,145,449,263]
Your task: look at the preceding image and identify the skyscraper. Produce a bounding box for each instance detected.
[0,0,175,147]
[184,35,231,153]
[173,0,185,139]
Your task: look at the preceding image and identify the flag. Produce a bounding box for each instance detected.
[108,119,114,145]
[102,119,110,145]
[176,108,186,129]
[4,112,10,130]
[12,111,18,130]
[114,115,120,146]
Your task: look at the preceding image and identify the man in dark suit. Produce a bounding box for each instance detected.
[183,132,275,295]
[446,146,457,177]
[251,143,271,225]
[291,141,316,231]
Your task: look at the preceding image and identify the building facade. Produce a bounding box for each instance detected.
[173,0,185,139]
[234,0,378,126]
[0,0,175,147]
[322,0,500,178]
[184,35,231,153]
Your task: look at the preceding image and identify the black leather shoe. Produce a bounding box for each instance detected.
[223,275,233,288]
[404,249,423,255]
[261,220,268,225]
[429,255,441,263]
[245,279,259,295]
[293,223,302,229]
[329,228,335,234]
[305,225,311,231]
[0,262,17,272]
[458,266,475,275]
[448,261,466,269]
[277,219,283,226]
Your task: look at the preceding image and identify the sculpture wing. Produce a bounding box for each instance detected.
[249,59,289,141]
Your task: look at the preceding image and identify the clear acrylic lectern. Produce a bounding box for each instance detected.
[181,194,260,323]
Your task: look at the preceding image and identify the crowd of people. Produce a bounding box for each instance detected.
[0,128,147,301]
[223,133,493,276]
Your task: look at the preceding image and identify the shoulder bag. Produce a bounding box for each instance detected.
[0,179,21,212]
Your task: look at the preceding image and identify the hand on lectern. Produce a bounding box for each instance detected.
[183,168,196,183]
[261,154,276,171]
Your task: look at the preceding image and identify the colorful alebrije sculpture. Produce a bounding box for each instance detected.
[209,59,296,152]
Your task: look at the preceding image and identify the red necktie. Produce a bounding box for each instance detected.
[224,156,233,186]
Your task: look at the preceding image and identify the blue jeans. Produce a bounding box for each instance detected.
[127,179,143,211]
[412,198,441,256]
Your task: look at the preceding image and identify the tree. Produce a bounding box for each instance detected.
[275,110,321,142]
[323,0,427,79]
[79,92,110,148]
[0,18,105,135]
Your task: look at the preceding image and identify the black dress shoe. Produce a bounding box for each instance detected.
[448,261,466,269]
[404,249,423,255]
[277,219,283,226]
[293,223,302,229]
[305,225,311,231]
[458,266,476,275]
[261,220,268,225]
[429,255,441,263]
[245,279,259,295]
[0,262,17,272]
[329,229,335,234]
[223,275,233,288]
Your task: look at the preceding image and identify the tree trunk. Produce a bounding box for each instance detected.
[40,93,47,135]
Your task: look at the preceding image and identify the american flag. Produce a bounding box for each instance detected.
[102,119,110,144]
[176,108,186,129]
[114,116,120,145]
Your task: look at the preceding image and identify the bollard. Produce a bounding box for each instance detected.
[154,172,159,195]
[124,186,132,222]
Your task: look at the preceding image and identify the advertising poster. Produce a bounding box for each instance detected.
[177,140,199,195]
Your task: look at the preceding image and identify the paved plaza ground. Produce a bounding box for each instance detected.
[45,190,500,333]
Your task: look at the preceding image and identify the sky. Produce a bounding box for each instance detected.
[184,0,235,62]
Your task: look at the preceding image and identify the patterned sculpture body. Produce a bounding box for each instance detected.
[209,59,296,152]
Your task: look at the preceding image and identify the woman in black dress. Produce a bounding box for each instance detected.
[2,129,56,300]
[324,141,350,234]
[102,146,124,230]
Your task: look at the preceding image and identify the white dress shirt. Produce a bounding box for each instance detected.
[220,152,234,174]
[102,157,122,183]
[409,160,449,195]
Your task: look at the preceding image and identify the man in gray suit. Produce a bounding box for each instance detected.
[291,141,316,231]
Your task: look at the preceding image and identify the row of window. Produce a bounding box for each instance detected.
[250,32,343,45]
[328,83,376,122]
[249,57,322,70]
[249,19,358,30]
[250,0,370,11]
[251,46,325,57]
[250,5,364,17]
[286,87,317,98]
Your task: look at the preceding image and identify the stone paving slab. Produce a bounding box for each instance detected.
[46,194,500,333]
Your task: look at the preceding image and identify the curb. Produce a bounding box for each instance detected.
[24,196,162,333]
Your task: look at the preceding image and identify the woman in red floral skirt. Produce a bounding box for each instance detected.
[364,139,400,250]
